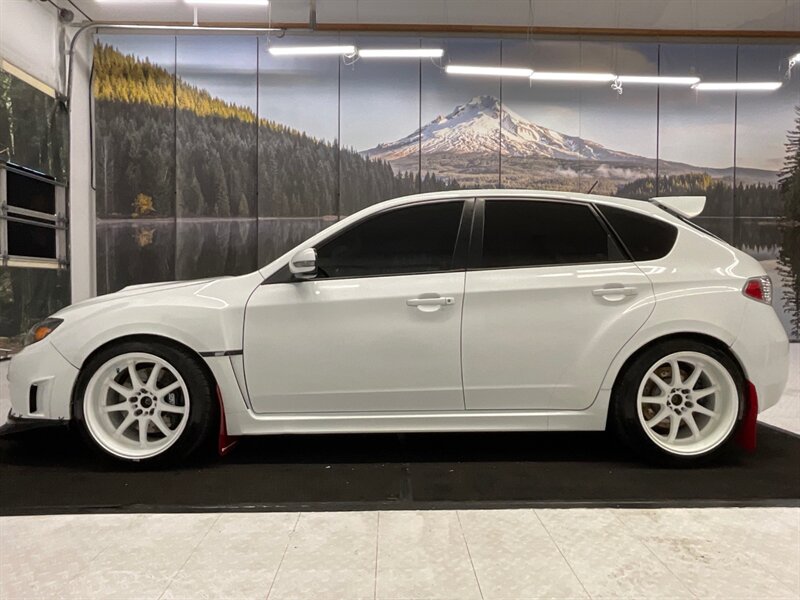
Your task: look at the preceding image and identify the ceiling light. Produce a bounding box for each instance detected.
[445,65,533,77]
[617,75,700,85]
[530,71,616,82]
[184,0,269,4]
[693,81,782,91]
[358,48,444,58]
[268,45,357,56]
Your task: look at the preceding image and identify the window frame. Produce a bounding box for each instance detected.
[467,197,631,272]
[0,163,69,270]
[263,198,475,284]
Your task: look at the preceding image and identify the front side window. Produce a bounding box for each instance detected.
[316,201,464,279]
[480,199,624,269]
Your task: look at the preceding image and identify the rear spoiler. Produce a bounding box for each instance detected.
[650,196,706,218]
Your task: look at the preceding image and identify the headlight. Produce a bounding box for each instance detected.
[24,318,64,346]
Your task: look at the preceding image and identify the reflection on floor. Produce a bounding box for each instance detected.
[0,348,798,600]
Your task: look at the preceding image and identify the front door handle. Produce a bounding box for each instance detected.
[592,285,638,300]
[407,296,455,307]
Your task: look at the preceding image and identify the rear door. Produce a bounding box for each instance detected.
[461,198,655,410]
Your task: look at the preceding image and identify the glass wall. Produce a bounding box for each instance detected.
[0,65,70,351]
[92,33,800,339]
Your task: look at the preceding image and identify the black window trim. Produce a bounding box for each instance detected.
[262,197,475,285]
[466,196,632,272]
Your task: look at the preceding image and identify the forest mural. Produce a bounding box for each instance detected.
[92,35,800,339]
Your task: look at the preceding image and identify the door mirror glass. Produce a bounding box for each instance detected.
[289,247,318,279]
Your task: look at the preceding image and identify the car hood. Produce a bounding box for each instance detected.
[53,278,224,316]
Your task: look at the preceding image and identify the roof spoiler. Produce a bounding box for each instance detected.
[650,195,706,218]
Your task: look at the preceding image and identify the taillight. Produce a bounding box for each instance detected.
[743,276,772,304]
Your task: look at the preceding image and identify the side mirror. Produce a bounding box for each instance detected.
[289,247,318,280]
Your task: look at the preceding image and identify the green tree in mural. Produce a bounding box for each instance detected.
[779,106,800,223]
[616,173,782,218]
[778,107,800,337]
[93,43,457,220]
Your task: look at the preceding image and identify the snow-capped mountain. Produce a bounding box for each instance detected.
[363,95,637,162]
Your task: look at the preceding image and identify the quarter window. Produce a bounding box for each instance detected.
[316,201,464,279]
[479,200,624,269]
[599,205,678,261]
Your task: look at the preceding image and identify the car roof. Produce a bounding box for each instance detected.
[368,188,659,214]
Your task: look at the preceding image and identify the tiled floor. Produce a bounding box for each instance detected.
[1,508,798,599]
[0,348,798,599]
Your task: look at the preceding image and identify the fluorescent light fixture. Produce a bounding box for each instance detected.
[358,48,444,58]
[617,75,700,85]
[694,81,783,91]
[445,65,533,77]
[791,52,800,63]
[93,24,281,32]
[530,71,615,82]
[268,45,356,56]
[184,0,269,4]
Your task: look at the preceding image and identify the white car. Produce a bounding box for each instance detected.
[6,190,790,466]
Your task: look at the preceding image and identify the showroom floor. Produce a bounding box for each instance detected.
[0,346,798,600]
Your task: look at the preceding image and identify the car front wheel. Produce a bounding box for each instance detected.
[611,338,744,465]
[73,341,216,465]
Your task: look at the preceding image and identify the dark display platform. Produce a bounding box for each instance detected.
[1,425,798,515]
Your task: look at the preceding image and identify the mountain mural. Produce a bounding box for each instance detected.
[363,94,776,192]
[365,95,635,162]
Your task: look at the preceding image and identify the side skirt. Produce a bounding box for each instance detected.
[225,390,612,436]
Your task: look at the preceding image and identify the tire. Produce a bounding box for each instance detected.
[610,338,745,466]
[72,340,218,466]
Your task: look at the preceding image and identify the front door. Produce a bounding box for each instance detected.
[461,198,655,410]
[243,199,471,414]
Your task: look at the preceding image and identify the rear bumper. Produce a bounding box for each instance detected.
[7,341,79,421]
[730,302,790,413]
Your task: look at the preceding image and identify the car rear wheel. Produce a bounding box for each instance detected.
[73,341,217,465]
[611,338,744,465]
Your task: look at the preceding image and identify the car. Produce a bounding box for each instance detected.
[5,190,790,466]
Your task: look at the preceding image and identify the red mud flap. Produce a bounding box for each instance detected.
[216,386,240,456]
[736,381,759,452]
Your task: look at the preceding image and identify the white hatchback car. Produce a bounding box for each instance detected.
[6,190,790,466]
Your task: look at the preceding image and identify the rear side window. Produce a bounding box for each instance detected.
[480,200,625,269]
[599,205,678,261]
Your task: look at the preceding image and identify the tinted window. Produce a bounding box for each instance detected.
[8,221,56,259]
[316,201,464,278]
[480,200,623,269]
[7,171,56,214]
[599,205,678,261]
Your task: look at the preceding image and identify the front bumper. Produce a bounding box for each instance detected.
[0,411,68,437]
[7,340,79,421]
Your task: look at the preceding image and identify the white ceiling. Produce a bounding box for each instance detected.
[61,0,800,32]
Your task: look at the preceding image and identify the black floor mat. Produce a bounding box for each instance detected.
[1,425,798,515]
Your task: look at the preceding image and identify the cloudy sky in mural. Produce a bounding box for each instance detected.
[100,34,798,173]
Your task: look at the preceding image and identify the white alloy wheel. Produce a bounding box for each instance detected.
[83,352,191,460]
[636,351,738,456]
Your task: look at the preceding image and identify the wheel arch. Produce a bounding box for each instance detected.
[69,333,220,417]
[607,331,747,400]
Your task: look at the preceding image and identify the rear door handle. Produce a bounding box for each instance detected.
[407,296,455,307]
[592,285,638,300]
